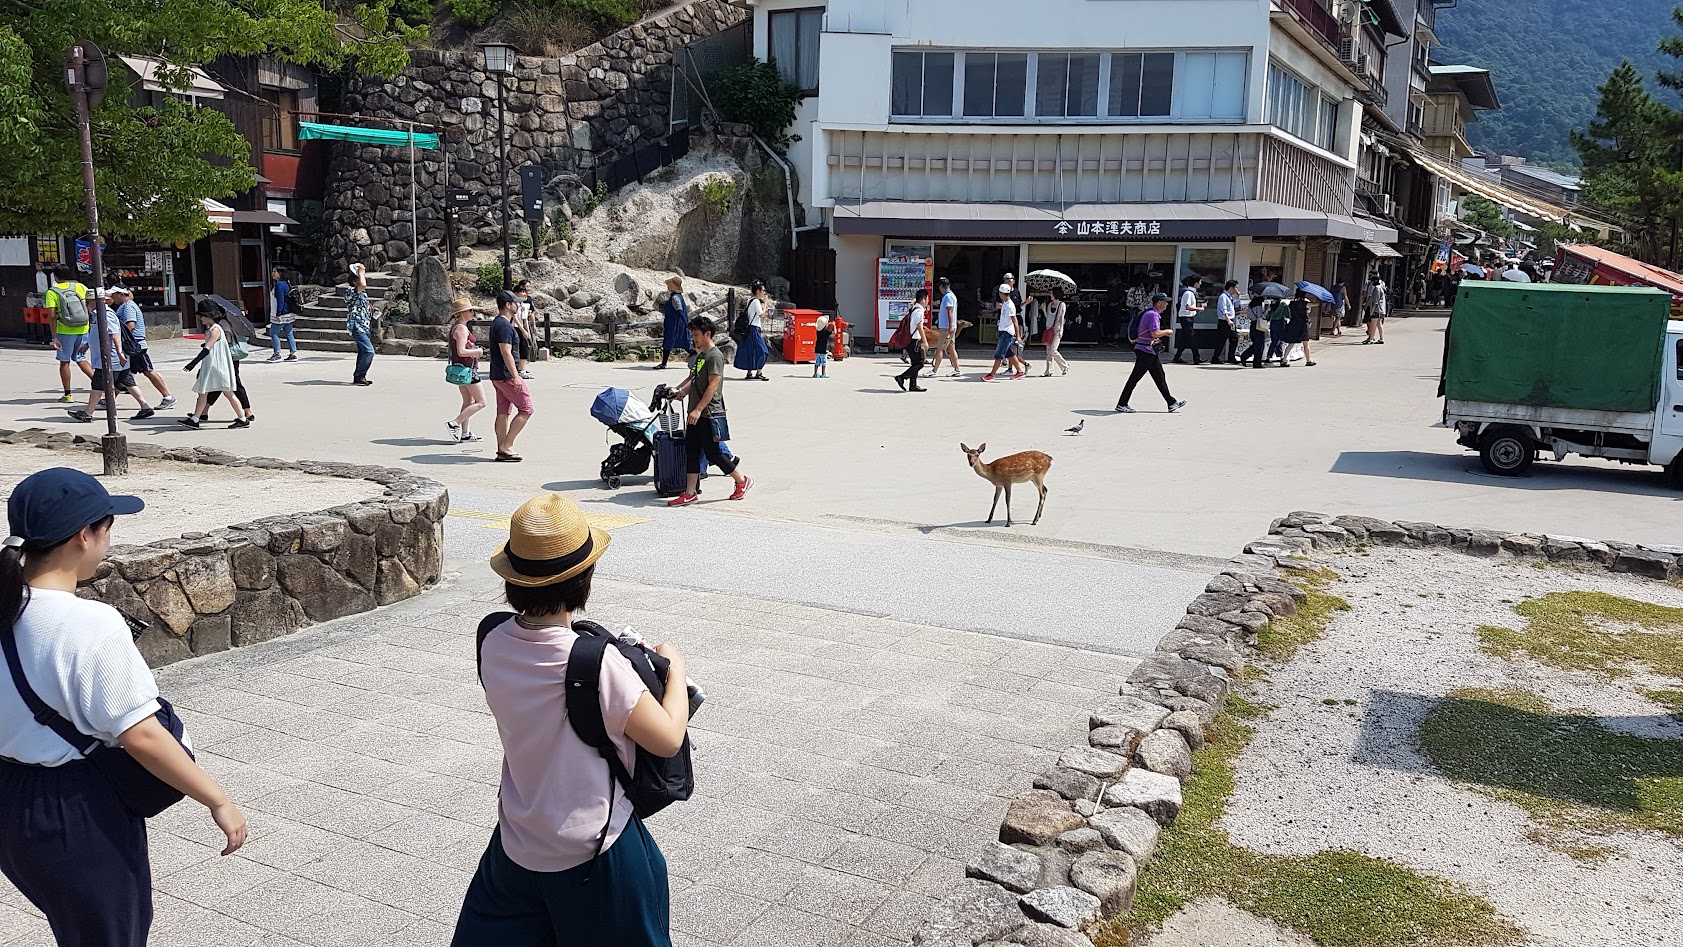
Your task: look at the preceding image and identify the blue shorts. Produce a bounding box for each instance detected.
[814,353,829,368]
[993,332,1016,360]
[55,333,90,363]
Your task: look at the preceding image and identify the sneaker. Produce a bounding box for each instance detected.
[729,477,753,501]
[178,416,200,429]
[1115,404,1136,414]
[266,354,282,363]
[519,370,534,380]
[950,371,962,378]
[1168,399,1187,412]
[353,378,374,387]
[1010,372,1026,380]
[820,373,829,379]
[285,354,298,361]
[1305,361,1317,367]
[982,374,996,382]
[459,431,480,442]
[447,420,460,440]
[667,492,699,507]
[133,407,155,420]
[894,376,906,391]
[229,418,251,429]
[67,410,93,423]
[57,392,74,403]
[158,396,176,409]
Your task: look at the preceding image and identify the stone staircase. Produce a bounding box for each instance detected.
[263,272,400,354]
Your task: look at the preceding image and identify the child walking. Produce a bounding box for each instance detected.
[813,316,832,379]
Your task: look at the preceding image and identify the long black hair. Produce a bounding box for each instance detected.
[1,516,112,635]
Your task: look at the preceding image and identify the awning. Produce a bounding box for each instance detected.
[830,200,1398,243]
[118,56,224,99]
[1358,240,1402,258]
[298,121,440,149]
[203,199,234,231]
[1404,148,1569,223]
[230,209,300,227]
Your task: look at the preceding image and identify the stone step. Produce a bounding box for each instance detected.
[265,326,352,343]
[280,339,362,354]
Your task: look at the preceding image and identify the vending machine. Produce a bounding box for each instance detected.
[875,255,933,346]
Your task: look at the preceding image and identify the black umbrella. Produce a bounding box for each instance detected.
[191,293,261,341]
[1250,281,1293,299]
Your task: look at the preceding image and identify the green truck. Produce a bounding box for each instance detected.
[1443,281,1683,485]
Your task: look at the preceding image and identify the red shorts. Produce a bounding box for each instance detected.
[493,379,534,416]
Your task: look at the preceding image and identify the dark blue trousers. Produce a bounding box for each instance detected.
[0,757,152,947]
[450,820,671,947]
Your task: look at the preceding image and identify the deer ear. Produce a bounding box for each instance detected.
[977,442,986,453]
[959,442,969,452]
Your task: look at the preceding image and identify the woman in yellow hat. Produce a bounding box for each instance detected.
[657,275,690,370]
[451,493,691,946]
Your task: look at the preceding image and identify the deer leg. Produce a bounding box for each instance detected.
[987,485,1001,523]
[1033,477,1047,525]
[1003,483,1013,527]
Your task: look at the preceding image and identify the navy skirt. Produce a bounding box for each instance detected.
[732,326,768,372]
[661,302,690,353]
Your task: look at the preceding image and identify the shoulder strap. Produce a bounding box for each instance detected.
[473,611,516,684]
[565,622,638,866]
[1,626,101,756]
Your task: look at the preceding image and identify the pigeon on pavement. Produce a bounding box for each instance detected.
[1065,420,1084,435]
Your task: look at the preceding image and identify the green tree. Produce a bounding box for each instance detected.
[1460,195,1515,237]
[712,59,804,153]
[1571,60,1683,262]
[0,1,416,245]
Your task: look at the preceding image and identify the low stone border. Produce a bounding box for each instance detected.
[915,509,1683,947]
[0,428,447,666]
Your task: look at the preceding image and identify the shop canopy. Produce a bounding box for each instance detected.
[299,121,442,261]
[1404,148,1569,224]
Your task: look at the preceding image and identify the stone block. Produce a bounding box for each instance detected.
[1217,610,1269,635]
[1101,769,1183,825]
[1134,729,1192,779]
[966,841,1042,894]
[1069,850,1137,916]
[1464,530,1505,556]
[1251,574,1309,602]
[277,555,375,622]
[1156,630,1244,673]
[1613,548,1678,579]
[1127,653,1230,706]
[1331,515,1406,543]
[265,520,303,555]
[1004,923,1095,947]
[116,547,182,582]
[1395,520,1453,545]
[1056,746,1130,780]
[914,878,1026,946]
[231,588,309,646]
[334,533,379,590]
[1020,886,1100,929]
[1089,696,1169,733]
[1204,574,1244,595]
[1087,805,1160,861]
[1000,790,1086,846]
[1054,828,1105,855]
[189,615,232,655]
[140,580,196,636]
[345,505,390,535]
[1162,710,1206,749]
[1279,511,1333,528]
[1087,726,1147,756]
[375,559,422,605]
[1301,524,1351,549]
[177,554,236,614]
[1034,767,1102,803]
[1185,592,1250,617]
[1501,534,1544,556]
[229,543,275,591]
[1541,535,1590,561]
[135,626,193,668]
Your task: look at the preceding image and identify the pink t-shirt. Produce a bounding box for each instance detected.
[479,617,650,873]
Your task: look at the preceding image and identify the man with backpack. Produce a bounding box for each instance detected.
[267,266,299,362]
[454,492,692,944]
[70,286,155,422]
[1116,292,1186,414]
[45,265,95,403]
[111,286,175,408]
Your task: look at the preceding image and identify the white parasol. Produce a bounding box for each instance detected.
[1024,269,1077,295]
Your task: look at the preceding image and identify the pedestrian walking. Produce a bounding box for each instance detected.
[111,287,174,408]
[45,266,95,403]
[1214,280,1241,364]
[1281,291,1317,367]
[180,306,251,429]
[266,266,298,362]
[813,315,833,379]
[446,299,486,444]
[668,316,752,506]
[450,492,689,947]
[657,276,690,370]
[1363,275,1387,344]
[199,302,256,425]
[1042,287,1069,376]
[345,264,375,386]
[1329,284,1347,337]
[895,289,929,392]
[926,276,961,377]
[0,469,249,947]
[70,289,154,423]
[488,290,534,463]
[982,284,1025,381]
[514,280,536,379]
[1266,300,1289,364]
[1115,292,1185,413]
[1171,275,1205,365]
[1244,295,1270,369]
[733,280,771,381]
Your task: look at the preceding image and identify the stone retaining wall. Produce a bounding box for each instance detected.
[915,511,1682,946]
[0,429,447,667]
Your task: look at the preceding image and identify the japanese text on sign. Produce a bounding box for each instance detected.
[1053,220,1163,237]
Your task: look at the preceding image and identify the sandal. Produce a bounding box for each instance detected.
[495,452,523,463]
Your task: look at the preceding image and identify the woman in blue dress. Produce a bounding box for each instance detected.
[733,279,770,381]
[658,275,691,370]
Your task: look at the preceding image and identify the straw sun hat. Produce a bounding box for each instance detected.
[665,275,684,292]
[489,493,610,587]
[450,297,474,317]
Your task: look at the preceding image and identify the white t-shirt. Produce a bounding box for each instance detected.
[1179,288,1199,321]
[746,297,765,329]
[0,589,163,767]
[906,304,927,336]
[997,298,1017,334]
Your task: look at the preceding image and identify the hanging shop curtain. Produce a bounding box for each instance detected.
[299,122,441,261]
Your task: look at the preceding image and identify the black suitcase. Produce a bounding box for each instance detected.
[654,430,688,498]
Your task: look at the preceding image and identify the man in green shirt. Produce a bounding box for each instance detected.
[45,265,95,403]
[665,316,751,506]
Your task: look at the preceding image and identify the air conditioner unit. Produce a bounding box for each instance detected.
[1338,37,1359,64]
[1377,195,1396,216]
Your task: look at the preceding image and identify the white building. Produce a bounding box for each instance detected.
[739,0,1396,343]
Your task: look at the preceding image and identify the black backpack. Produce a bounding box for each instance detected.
[285,285,304,313]
[1126,308,1145,344]
[475,613,694,857]
[731,307,750,343]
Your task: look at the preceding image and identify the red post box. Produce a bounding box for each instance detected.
[781,308,822,363]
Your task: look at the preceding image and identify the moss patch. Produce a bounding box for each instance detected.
[1478,591,1683,683]
[1419,687,1683,844]
[1256,571,1351,662]
[1094,697,1521,947]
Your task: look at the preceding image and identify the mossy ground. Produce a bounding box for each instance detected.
[1255,569,1351,662]
[1094,697,1521,947]
[1477,590,1683,682]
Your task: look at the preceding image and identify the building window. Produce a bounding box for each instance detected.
[769,7,822,95]
[34,236,61,266]
[1267,62,1337,151]
[261,89,299,152]
[1109,52,1175,117]
[1317,96,1339,150]
[1176,52,1247,120]
[1036,53,1101,118]
[964,52,1029,118]
[892,51,954,118]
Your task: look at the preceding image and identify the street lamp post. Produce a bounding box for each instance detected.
[64,41,126,476]
[479,42,516,291]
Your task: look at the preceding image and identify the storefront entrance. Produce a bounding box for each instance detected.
[932,244,1017,343]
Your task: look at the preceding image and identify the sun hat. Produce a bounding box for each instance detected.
[665,275,684,292]
[6,468,143,549]
[449,297,474,317]
[815,315,829,331]
[489,493,610,588]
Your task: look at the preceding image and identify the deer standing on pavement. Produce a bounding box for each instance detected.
[960,443,1052,527]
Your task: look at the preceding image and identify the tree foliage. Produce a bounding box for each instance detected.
[0,0,416,244]
[1461,196,1514,237]
[712,59,804,154]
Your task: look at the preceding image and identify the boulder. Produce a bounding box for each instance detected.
[333,532,378,590]
[1162,710,1206,749]
[1035,767,1102,803]
[231,588,309,646]
[1300,524,1351,549]
[1055,828,1105,855]
[177,554,236,615]
[1501,534,1544,556]
[1331,515,1406,543]
[1069,850,1138,916]
[189,615,232,655]
[1056,746,1130,780]
[1020,886,1100,929]
[1127,653,1231,706]
[230,543,276,591]
[966,841,1042,894]
[1087,805,1160,861]
[1101,769,1183,825]
[375,559,422,606]
[408,256,455,325]
[1090,696,1170,733]
[1613,548,1678,579]
[1185,592,1250,617]
[1395,520,1453,545]
[1087,725,1148,756]
[1204,574,1244,595]
[914,879,1025,946]
[276,555,375,622]
[1003,923,1094,947]
[115,547,183,582]
[140,580,196,636]
[1134,729,1193,779]
[1541,535,1591,561]
[1001,790,1086,846]
[134,626,193,667]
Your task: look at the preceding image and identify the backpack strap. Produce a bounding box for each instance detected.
[473,611,516,684]
[2,625,101,757]
[564,622,640,868]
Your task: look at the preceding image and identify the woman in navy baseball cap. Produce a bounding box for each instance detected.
[0,468,247,946]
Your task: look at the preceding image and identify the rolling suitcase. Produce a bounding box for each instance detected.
[654,429,688,498]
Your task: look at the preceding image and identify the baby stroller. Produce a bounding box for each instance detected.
[592,386,679,489]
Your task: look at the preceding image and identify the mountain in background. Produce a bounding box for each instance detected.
[1435,0,1677,166]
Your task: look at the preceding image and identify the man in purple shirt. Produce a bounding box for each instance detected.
[1116,292,1186,413]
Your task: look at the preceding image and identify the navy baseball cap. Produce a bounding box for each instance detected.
[495,290,520,308]
[6,468,143,548]
[1150,292,1170,303]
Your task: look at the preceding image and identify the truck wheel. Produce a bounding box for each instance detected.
[1479,427,1535,476]
[1667,456,1683,490]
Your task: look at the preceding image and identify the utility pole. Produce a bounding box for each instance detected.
[65,41,125,476]
[480,43,517,291]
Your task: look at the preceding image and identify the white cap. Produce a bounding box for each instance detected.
[1003,272,1016,280]
[998,283,1012,294]
[106,285,131,296]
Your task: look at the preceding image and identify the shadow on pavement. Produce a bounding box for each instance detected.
[1331,450,1680,499]
[401,452,493,465]
[283,379,355,387]
[372,437,453,447]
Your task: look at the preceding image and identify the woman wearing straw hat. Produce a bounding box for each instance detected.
[657,276,690,370]
[452,493,691,946]
[445,299,486,443]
